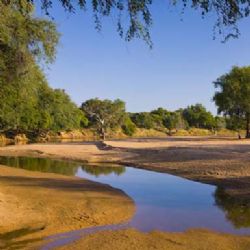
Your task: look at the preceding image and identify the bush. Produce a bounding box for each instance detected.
[122,117,137,136]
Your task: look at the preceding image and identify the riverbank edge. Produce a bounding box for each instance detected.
[0,140,249,202]
[0,140,249,249]
[0,162,135,249]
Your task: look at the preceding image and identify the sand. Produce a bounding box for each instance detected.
[0,137,250,249]
[57,228,250,250]
[1,137,249,199]
[0,165,134,249]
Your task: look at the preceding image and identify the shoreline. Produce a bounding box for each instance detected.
[0,163,135,249]
[1,137,249,201]
[0,137,250,249]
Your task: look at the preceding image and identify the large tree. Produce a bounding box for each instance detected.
[2,0,250,47]
[213,66,250,138]
[81,98,126,140]
[0,1,59,83]
[0,2,88,133]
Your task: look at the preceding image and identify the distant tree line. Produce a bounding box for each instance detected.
[80,98,248,139]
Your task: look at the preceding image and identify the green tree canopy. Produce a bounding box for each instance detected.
[130,112,156,130]
[213,66,250,138]
[122,116,137,136]
[182,104,215,129]
[0,64,88,132]
[0,1,59,83]
[0,1,88,135]
[164,111,187,134]
[3,0,249,47]
[81,98,126,140]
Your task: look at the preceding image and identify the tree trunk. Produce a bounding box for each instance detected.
[246,114,250,138]
[100,127,106,141]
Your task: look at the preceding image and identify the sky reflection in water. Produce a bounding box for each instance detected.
[0,156,250,235]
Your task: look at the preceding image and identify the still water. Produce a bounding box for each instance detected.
[0,156,250,236]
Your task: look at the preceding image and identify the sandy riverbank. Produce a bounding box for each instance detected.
[57,228,250,250]
[106,137,250,201]
[0,137,250,249]
[0,165,134,249]
[1,137,250,200]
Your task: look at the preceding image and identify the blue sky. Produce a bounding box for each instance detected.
[37,2,250,114]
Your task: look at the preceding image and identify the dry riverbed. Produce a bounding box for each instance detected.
[0,137,250,249]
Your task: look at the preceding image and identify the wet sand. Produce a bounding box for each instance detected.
[57,228,250,250]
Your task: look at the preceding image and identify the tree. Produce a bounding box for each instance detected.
[214,116,226,131]
[38,88,88,131]
[0,64,88,132]
[182,104,215,129]
[213,66,250,138]
[81,98,126,140]
[3,0,250,47]
[122,116,137,136]
[0,1,88,134]
[0,1,59,83]
[130,112,155,129]
[164,111,187,134]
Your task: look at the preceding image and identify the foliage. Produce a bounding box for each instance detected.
[38,87,88,131]
[0,1,59,83]
[122,116,137,136]
[213,66,250,137]
[130,112,156,130]
[182,104,216,129]
[163,111,187,133]
[81,98,126,139]
[6,0,250,47]
[0,1,86,134]
[214,116,226,130]
[0,65,88,132]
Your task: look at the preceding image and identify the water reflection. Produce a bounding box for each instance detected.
[0,156,79,176]
[215,187,250,228]
[0,227,43,250]
[0,156,126,177]
[81,164,125,177]
[0,156,250,234]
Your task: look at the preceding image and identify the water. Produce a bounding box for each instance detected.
[76,165,250,234]
[0,156,250,248]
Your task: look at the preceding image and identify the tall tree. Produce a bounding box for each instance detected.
[3,0,250,47]
[213,66,250,138]
[0,1,59,84]
[81,98,126,140]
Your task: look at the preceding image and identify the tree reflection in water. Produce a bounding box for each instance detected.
[80,164,126,177]
[0,156,79,176]
[0,156,126,177]
[214,187,250,228]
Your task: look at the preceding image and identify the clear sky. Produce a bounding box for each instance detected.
[37,2,250,114]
